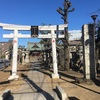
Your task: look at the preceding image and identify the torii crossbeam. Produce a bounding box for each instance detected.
[0,23,67,80]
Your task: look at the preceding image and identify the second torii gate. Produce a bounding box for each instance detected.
[0,23,67,80]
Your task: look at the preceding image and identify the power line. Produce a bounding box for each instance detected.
[90,9,100,15]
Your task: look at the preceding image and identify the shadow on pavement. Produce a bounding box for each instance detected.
[7,94,14,100]
[2,90,14,100]
[61,77,100,95]
[93,79,100,87]
[39,68,100,95]
[36,69,51,78]
[58,71,77,80]
[0,80,10,85]
[58,70,100,87]
[69,97,80,100]
[21,73,55,100]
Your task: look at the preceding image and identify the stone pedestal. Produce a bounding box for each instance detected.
[82,24,96,80]
[5,51,9,60]
[5,53,9,60]
[8,74,19,80]
[52,74,59,79]
[25,51,29,63]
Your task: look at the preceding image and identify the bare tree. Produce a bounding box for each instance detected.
[57,0,74,71]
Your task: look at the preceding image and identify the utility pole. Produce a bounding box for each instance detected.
[57,0,74,71]
[91,15,98,79]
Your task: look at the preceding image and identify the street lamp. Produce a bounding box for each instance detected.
[91,15,98,25]
[91,15,98,36]
[91,14,98,80]
[91,15,98,22]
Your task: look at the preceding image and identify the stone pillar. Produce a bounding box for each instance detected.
[44,52,46,61]
[18,52,21,64]
[78,46,83,62]
[5,51,9,60]
[82,24,96,80]
[22,52,25,65]
[25,51,29,63]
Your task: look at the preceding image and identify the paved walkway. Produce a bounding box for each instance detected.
[8,69,59,100]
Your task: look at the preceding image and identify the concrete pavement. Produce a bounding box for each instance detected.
[7,69,60,100]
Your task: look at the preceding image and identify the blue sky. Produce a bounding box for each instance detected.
[0,0,100,47]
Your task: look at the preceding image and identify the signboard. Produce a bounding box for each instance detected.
[31,26,38,37]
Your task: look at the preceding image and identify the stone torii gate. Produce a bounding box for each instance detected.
[0,23,67,80]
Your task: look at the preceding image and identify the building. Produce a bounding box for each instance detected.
[69,39,83,68]
[0,40,13,59]
[27,42,44,62]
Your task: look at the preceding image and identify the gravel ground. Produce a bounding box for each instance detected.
[0,64,30,93]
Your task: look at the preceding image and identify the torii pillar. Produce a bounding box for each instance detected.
[51,30,59,78]
[11,30,19,80]
[3,31,31,80]
[1,23,31,80]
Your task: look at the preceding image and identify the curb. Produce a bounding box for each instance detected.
[56,85,69,100]
[0,89,11,100]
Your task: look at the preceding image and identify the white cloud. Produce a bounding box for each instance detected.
[69,30,82,40]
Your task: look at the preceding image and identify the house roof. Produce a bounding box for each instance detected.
[69,40,82,46]
[27,39,82,52]
[27,42,44,51]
